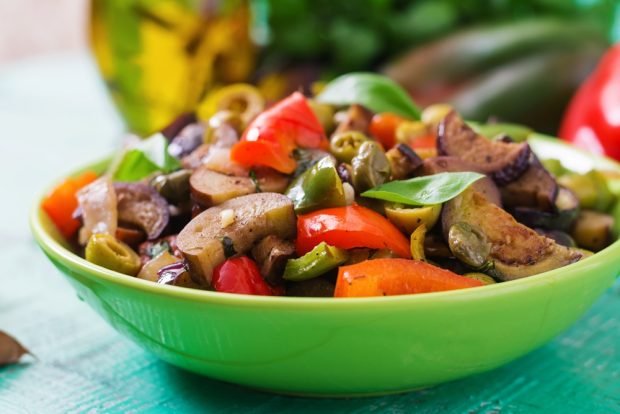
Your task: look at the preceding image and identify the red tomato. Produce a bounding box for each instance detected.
[296,205,411,259]
[212,256,277,296]
[409,134,437,150]
[559,44,620,161]
[230,92,328,174]
[369,113,405,149]
[334,259,483,297]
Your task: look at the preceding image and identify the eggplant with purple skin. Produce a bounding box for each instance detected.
[501,154,559,211]
[437,112,531,185]
[511,187,579,231]
[114,183,170,240]
[386,144,423,180]
[442,187,582,280]
[251,235,295,284]
[333,104,373,136]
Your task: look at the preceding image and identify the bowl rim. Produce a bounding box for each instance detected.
[30,135,620,310]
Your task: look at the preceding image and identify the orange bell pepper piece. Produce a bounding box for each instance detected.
[334,258,483,297]
[42,171,98,239]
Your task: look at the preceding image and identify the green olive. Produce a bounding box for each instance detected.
[448,222,491,269]
[351,141,391,192]
[395,120,428,144]
[330,131,370,163]
[409,224,427,261]
[85,233,142,276]
[463,272,496,285]
[151,169,192,203]
[385,203,442,233]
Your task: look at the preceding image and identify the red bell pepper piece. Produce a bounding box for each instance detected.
[212,256,279,296]
[334,258,483,297]
[296,205,411,259]
[559,44,620,161]
[369,113,405,149]
[230,92,329,174]
[42,171,98,239]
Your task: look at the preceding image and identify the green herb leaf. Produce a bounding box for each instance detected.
[112,133,181,182]
[317,73,420,119]
[362,172,484,206]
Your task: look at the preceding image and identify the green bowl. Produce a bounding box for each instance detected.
[30,135,620,397]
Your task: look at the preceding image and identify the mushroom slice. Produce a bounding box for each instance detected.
[177,193,296,285]
[437,112,531,185]
[442,188,582,281]
[190,166,289,207]
[115,183,170,240]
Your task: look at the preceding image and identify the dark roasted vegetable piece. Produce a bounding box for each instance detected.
[333,104,373,135]
[152,169,192,203]
[177,193,296,285]
[534,229,576,248]
[181,144,211,170]
[251,235,295,284]
[167,122,204,159]
[190,166,289,207]
[351,141,391,192]
[570,210,614,252]
[115,226,145,247]
[114,183,170,240]
[501,154,558,211]
[386,144,423,180]
[442,188,582,281]
[511,187,579,231]
[285,157,346,214]
[437,112,531,185]
[161,113,197,140]
[286,277,335,297]
[420,156,502,206]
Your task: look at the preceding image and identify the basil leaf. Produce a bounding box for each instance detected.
[362,172,485,206]
[112,133,180,181]
[317,73,420,119]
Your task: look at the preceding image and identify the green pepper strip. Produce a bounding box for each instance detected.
[283,242,349,282]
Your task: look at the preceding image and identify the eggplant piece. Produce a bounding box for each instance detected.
[167,122,204,159]
[190,166,289,207]
[512,187,579,231]
[437,112,531,185]
[570,210,614,252]
[181,144,211,170]
[442,188,582,281]
[114,183,169,240]
[534,229,576,248]
[420,156,502,206]
[177,193,296,285]
[160,112,197,140]
[386,144,423,180]
[333,104,373,136]
[251,235,295,284]
[501,154,558,211]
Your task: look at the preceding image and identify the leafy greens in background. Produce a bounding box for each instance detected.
[362,172,484,206]
[317,73,421,119]
[111,133,180,182]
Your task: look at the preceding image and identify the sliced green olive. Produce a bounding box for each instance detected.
[409,224,427,261]
[330,131,370,163]
[351,141,391,192]
[198,83,265,126]
[463,272,496,285]
[85,233,141,276]
[385,204,442,234]
[448,222,491,269]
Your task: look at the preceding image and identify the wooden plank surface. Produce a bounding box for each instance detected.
[0,54,619,414]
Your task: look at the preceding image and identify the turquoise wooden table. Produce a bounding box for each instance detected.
[1,54,619,414]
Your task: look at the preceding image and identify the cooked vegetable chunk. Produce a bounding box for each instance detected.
[559,170,615,211]
[570,210,614,252]
[437,112,531,185]
[442,188,582,280]
[77,176,118,245]
[500,154,558,211]
[334,258,483,297]
[351,141,391,192]
[115,183,170,240]
[283,242,348,282]
[190,166,289,207]
[212,256,279,295]
[251,235,295,283]
[333,104,373,135]
[511,187,579,231]
[285,157,346,213]
[85,233,141,276]
[177,193,296,285]
[386,144,423,180]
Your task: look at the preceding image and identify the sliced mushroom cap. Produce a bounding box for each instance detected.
[442,187,582,281]
[190,166,289,207]
[114,183,170,240]
[177,193,296,285]
[437,112,531,185]
[501,154,559,211]
[251,235,295,284]
[420,156,502,206]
